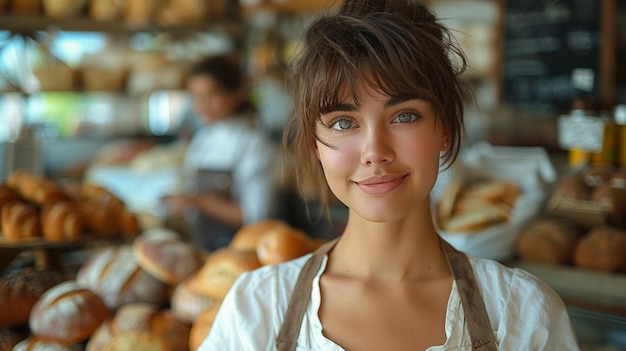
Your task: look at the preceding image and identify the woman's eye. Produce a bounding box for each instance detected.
[393,112,419,123]
[330,118,355,130]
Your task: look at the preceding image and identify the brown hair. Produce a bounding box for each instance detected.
[283,0,468,208]
[188,55,243,93]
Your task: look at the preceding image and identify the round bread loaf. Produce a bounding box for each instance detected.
[133,228,204,286]
[229,219,289,251]
[553,174,591,201]
[591,183,626,227]
[0,267,65,327]
[189,301,221,351]
[76,246,169,310]
[196,249,261,299]
[574,226,626,272]
[171,275,219,324]
[29,281,110,345]
[256,226,313,266]
[516,218,581,264]
[148,310,190,351]
[110,303,158,334]
[13,336,82,351]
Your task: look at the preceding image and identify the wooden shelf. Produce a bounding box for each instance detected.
[0,14,244,36]
[241,0,339,15]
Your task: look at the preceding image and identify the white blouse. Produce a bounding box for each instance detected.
[200,251,581,350]
[183,116,279,224]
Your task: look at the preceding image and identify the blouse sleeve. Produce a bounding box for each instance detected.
[496,269,581,350]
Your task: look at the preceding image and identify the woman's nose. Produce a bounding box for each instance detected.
[360,128,395,166]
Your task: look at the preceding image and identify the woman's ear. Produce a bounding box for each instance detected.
[441,133,451,152]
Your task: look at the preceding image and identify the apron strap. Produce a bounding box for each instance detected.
[276,239,338,351]
[441,239,498,351]
[276,238,497,351]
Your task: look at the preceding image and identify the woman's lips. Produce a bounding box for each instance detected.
[354,175,407,195]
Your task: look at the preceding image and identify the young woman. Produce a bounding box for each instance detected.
[200,1,580,350]
[161,55,280,251]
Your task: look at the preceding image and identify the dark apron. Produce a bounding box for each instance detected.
[276,239,498,351]
[187,169,237,251]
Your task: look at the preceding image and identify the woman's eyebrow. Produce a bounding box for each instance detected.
[384,96,416,108]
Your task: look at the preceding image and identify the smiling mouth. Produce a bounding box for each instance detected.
[354,175,408,195]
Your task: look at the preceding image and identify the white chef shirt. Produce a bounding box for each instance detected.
[200,250,581,350]
[183,115,279,224]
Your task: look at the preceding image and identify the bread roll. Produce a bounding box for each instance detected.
[90,0,126,21]
[102,332,168,351]
[171,275,218,324]
[590,183,626,227]
[256,226,313,265]
[133,229,204,286]
[229,219,289,251]
[79,199,119,237]
[13,336,82,351]
[41,201,83,242]
[29,281,110,345]
[118,210,141,238]
[189,301,221,351]
[76,246,169,310]
[105,303,189,351]
[574,226,626,273]
[86,319,114,351]
[0,267,65,327]
[110,303,158,334]
[1,202,40,241]
[516,218,581,264]
[553,174,591,201]
[443,207,507,233]
[195,249,260,299]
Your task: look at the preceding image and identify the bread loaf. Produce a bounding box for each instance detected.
[435,178,520,233]
[0,184,22,207]
[90,0,126,21]
[76,246,169,310]
[13,336,82,351]
[516,218,581,264]
[171,275,219,324]
[80,199,120,237]
[101,303,189,351]
[86,319,114,351]
[29,281,110,345]
[189,301,221,351]
[229,219,289,252]
[41,201,83,242]
[133,229,204,286]
[1,202,40,241]
[0,267,65,327]
[102,332,168,351]
[574,226,626,272]
[196,249,260,299]
[256,226,314,265]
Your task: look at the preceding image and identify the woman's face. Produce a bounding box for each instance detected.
[187,75,241,124]
[315,85,448,223]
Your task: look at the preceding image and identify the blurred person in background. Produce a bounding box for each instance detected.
[161,55,280,251]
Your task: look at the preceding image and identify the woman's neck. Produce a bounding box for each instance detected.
[328,204,450,283]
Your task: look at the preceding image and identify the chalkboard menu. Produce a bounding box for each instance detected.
[503,0,601,113]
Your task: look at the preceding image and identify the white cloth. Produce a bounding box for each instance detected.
[183,116,279,224]
[200,250,581,351]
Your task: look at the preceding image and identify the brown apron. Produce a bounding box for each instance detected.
[276,239,498,351]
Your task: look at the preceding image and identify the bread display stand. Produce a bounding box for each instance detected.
[0,236,93,272]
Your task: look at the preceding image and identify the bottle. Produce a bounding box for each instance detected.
[568,98,594,168]
[591,101,618,167]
